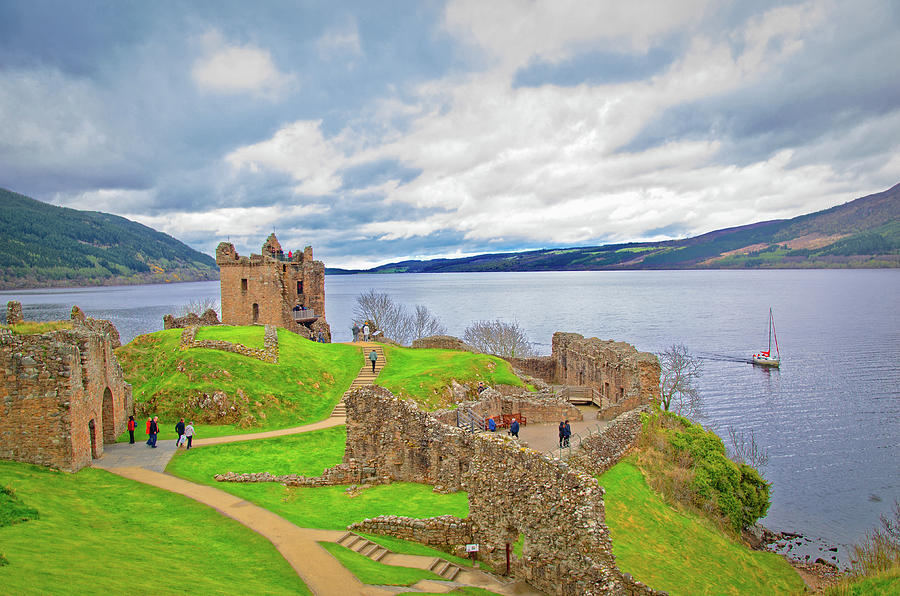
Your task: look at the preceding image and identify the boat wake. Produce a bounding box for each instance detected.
[696,351,755,364]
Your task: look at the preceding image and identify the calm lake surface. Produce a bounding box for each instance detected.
[4,270,898,560]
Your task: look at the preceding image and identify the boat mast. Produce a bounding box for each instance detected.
[772,309,780,358]
[767,308,772,354]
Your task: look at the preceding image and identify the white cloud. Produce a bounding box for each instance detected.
[225,120,348,195]
[192,31,294,98]
[316,19,363,61]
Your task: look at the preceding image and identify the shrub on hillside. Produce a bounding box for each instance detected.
[637,411,770,532]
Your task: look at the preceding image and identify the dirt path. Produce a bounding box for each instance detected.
[108,466,390,595]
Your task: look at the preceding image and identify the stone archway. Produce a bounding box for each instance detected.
[102,387,115,442]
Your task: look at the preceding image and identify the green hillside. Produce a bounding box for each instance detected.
[0,187,217,289]
[332,183,899,273]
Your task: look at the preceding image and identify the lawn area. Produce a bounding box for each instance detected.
[0,460,309,595]
[319,542,443,586]
[195,324,265,348]
[600,460,804,595]
[825,566,900,595]
[116,327,361,441]
[359,533,487,571]
[166,427,469,530]
[376,345,523,410]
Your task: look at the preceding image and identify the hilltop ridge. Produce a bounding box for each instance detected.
[329,183,899,274]
[0,187,218,289]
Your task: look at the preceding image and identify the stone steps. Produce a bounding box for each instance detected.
[329,345,386,417]
[428,557,461,581]
[336,531,389,561]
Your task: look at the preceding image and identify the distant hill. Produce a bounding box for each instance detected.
[0,187,218,289]
[328,183,900,274]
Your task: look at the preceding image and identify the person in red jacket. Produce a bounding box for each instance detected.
[145,418,152,445]
[127,415,136,444]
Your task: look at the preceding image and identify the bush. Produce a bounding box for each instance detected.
[638,412,770,532]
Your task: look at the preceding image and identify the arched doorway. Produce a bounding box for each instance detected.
[88,419,100,459]
[102,387,115,441]
[252,303,259,323]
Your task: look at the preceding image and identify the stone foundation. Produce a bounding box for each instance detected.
[180,324,279,363]
[6,301,24,325]
[411,335,475,352]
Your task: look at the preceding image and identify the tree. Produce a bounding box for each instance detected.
[176,297,219,317]
[411,304,446,341]
[463,319,535,358]
[726,426,769,469]
[658,343,703,418]
[352,290,445,345]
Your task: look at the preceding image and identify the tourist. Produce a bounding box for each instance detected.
[559,420,566,448]
[175,417,186,447]
[184,421,195,449]
[352,323,360,342]
[317,330,325,343]
[369,349,378,372]
[127,415,136,444]
[509,418,519,439]
[148,416,159,448]
[564,420,571,447]
[488,417,496,432]
[477,381,486,394]
[145,417,152,445]
[293,304,301,312]
[363,323,370,341]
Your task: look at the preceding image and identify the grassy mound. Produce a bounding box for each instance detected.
[194,324,265,348]
[0,461,309,594]
[166,427,469,530]
[1,321,72,335]
[376,345,523,410]
[600,460,803,595]
[117,327,361,440]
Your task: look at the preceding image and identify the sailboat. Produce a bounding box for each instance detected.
[752,308,781,367]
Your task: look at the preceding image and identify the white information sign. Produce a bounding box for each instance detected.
[465,544,479,552]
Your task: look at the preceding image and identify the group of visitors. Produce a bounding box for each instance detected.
[351,322,371,342]
[558,419,571,448]
[126,414,194,449]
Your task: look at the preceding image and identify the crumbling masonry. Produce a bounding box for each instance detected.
[0,302,133,472]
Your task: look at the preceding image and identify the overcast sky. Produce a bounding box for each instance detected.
[1,1,898,268]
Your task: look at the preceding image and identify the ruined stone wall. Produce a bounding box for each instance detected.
[431,388,582,427]
[180,324,279,363]
[569,408,647,476]
[349,515,473,547]
[163,309,220,330]
[216,234,330,341]
[0,319,132,472]
[343,386,657,595]
[507,355,556,382]
[411,335,475,352]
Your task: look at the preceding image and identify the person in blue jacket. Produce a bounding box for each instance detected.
[509,418,519,438]
[488,417,497,432]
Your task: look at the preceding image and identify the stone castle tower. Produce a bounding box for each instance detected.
[216,234,331,341]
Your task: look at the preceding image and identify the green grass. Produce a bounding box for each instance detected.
[116,327,361,440]
[319,542,443,586]
[825,565,900,595]
[194,324,265,349]
[600,460,804,595]
[376,345,523,410]
[0,460,310,595]
[1,321,73,335]
[166,428,469,530]
[0,485,38,527]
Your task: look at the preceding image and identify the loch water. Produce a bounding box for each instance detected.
[4,269,898,562]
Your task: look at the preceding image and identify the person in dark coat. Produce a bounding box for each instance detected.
[558,420,566,448]
[175,418,186,447]
[563,420,571,447]
[369,349,378,372]
[509,418,519,439]
[352,324,360,342]
[148,416,159,448]
[127,415,136,444]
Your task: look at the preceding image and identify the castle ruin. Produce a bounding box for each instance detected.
[0,302,133,472]
[216,233,331,341]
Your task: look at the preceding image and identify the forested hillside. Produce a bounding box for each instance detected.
[0,188,217,289]
[329,183,899,274]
